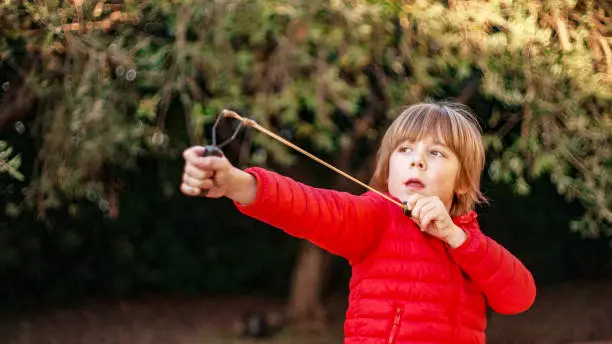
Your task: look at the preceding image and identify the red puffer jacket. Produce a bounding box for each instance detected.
[235,167,536,344]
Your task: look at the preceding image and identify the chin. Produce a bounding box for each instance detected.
[388,188,408,202]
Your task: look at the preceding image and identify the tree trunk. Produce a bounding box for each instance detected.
[287,241,330,326]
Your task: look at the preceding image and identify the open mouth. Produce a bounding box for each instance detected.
[404,178,425,190]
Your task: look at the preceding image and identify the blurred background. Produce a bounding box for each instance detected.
[0,1,611,343]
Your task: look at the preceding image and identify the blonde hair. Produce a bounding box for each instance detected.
[370,101,487,217]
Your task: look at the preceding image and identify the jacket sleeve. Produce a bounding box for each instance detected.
[449,213,536,315]
[233,167,388,263]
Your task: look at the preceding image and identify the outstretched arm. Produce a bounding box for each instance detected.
[180,147,388,263]
[449,214,536,315]
[234,167,388,263]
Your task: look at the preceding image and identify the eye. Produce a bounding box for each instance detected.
[398,145,412,153]
[430,149,445,157]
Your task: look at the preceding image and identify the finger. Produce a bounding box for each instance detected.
[416,201,437,222]
[183,176,217,195]
[184,163,212,180]
[180,183,201,196]
[412,197,433,222]
[191,156,232,171]
[198,179,216,190]
[182,173,212,189]
[406,193,424,210]
[183,146,207,160]
[203,170,231,198]
[421,210,440,231]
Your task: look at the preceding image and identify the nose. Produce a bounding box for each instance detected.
[409,153,426,170]
[410,160,425,169]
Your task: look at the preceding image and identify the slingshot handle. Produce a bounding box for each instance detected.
[200,145,224,158]
[199,145,224,196]
[402,201,411,217]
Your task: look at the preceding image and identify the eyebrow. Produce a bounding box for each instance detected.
[401,138,448,147]
[431,141,450,148]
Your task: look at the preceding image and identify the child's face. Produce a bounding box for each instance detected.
[387,136,461,211]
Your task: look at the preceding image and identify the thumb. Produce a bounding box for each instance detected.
[192,155,233,171]
[202,165,235,199]
[204,188,226,199]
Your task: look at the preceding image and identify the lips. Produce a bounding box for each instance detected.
[404,178,425,190]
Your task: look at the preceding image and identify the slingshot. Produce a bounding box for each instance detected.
[201,109,411,216]
[200,111,245,159]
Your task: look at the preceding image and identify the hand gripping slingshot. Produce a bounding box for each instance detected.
[200,109,411,217]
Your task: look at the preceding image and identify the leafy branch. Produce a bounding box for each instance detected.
[0,141,24,181]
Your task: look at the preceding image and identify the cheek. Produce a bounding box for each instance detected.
[387,156,402,184]
[432,163,460,189]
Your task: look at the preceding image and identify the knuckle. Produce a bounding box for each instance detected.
[194,170,206,180]
[185,163,196,174]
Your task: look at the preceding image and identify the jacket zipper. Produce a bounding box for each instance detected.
[387,307,403,344]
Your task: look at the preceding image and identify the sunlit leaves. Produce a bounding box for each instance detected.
[1,0,610,236]
[0,141,24,181]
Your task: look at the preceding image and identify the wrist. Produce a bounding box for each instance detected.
[226,167,258,205]
[445,225,467,249]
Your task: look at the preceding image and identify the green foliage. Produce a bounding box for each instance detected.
[0,141,24,181]
[0,0,611,310]
[0,1,610,234]
[0,157,299,311]
[400,0,612,236]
